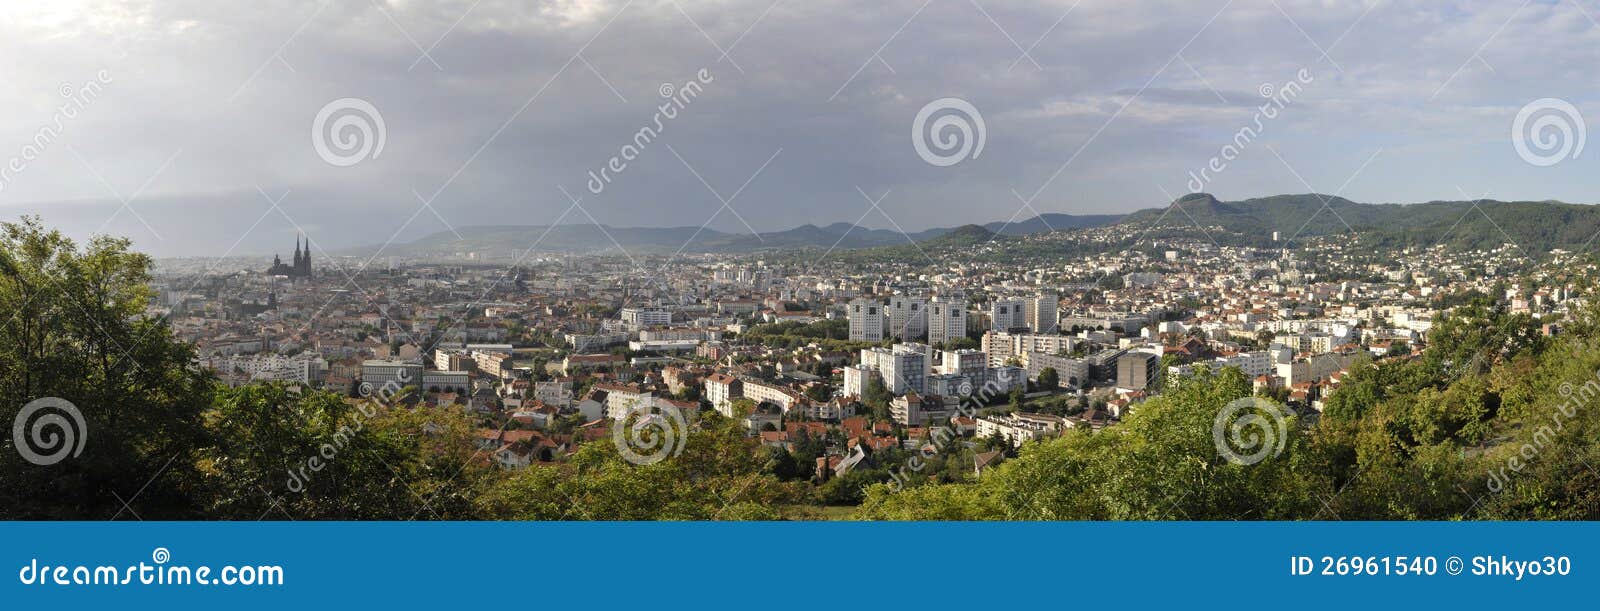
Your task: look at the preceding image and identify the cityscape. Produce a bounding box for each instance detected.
[3,1,1599,527]
[8,4,1600,608]
[93,189,1589,520]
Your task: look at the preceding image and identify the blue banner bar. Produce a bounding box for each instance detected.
[1,522,1591,609]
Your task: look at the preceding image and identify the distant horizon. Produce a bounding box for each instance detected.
[122,189,1600,261]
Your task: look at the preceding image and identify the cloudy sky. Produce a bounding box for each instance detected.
[0,0,1596,257]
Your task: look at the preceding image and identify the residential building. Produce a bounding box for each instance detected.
[619,306,672,331]
[886,295,927,340]
[848,298,884,342]
[926,294,967,346]
[989,298,1027,332]
[939,348,987,376]
[361,359,422,389]
[1116,352,1159,390]
[842,364,878,399]
[420,370,470,395]
[705,372,744,416]
[981,331,1076,367]
[890,393,954,426]
[976,412,1067,446]
[1027,293,1059,334]
[534,380,573,409]
[742,378,806,413]
[927,373,973,397]
[596,382,653,419]
[859,344,928,395]
[1024,351,1090,388]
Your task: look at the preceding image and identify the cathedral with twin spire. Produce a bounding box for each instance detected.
[266,236,314,279]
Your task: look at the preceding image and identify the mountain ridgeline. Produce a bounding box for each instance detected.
[373,194,1600,258]
[376,213,1115,257]
[1123,193,1600,253]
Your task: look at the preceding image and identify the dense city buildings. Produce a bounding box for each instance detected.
[156,224,1582,479]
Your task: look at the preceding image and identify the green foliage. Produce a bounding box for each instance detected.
[475,417,802,520]
[1037,367,1060,390]
[0,218,213,519]
[861,367,1322,519]
[861,300,1600,520]
[805,383,833,403]
[202,385,491,519]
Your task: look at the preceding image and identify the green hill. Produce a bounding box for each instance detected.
[1121,193,1600,253]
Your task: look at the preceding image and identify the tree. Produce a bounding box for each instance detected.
[0,218,213,519]
[946,336,980,351]
[862,375,891,414]
[805,383,833,403]
[203,385,490,519]
[677,385,702,403]
[477,415,799,519]
[763,447,802,481]
[1037,367,1060,391]
[728,398,758,419]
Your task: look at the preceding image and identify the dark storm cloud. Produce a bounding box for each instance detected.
[1,0,1598,256]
